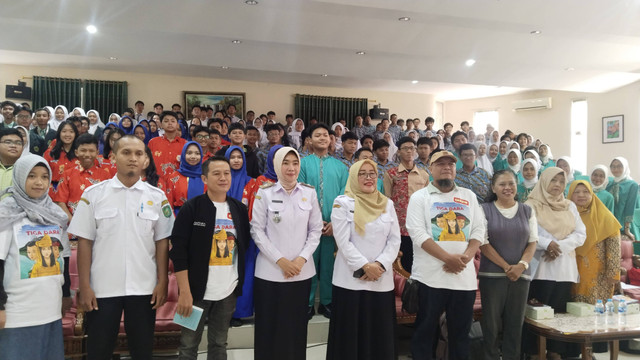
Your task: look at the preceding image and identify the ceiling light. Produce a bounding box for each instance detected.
[356,51,366,55]
[411,80,419,84]
[465,59,476,67]
[245,0,258,4]
[398,17,411,21]
[530,30,541,35]
[231,40,242,44]
[321,74,328,77]
[565,67,575,71]
[221,66,229,69]
[86,25,97,34]
[109,56,118,60]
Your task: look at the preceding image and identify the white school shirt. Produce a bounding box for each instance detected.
[0,218,69,328]
[406,183,487,291]
[68,176,174,298]
[330,195,401,292]
[250,182,323,282]
[530,202,586,283]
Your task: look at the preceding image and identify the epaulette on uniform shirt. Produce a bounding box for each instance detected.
[259,182,276,189]
[300,183,315,189]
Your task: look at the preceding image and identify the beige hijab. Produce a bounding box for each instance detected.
[273,146,300,189]
[525,167,575,240]
[344,160,388,236]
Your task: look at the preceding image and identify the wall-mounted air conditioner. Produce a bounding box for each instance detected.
[511,97,552,111]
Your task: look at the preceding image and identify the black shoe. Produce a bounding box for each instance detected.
[230,318,243,327]
[318,303,332,319]
[308,306,315,320]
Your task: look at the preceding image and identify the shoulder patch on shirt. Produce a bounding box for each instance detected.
[254,195,262,200]
[79,197,90,205]
[453,197,469,206]
[161,199,169,207]
[333,204,341,208]
[300,183,314,189]
[162,204,172,218]
[260,182,275,189]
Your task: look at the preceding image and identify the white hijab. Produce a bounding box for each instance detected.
[475,142,493,177]
[15,125,31,157]
[499,140,511,160]
[383,131,397,160]
[108,113,121,124]
[523,149,542,168]
[612,156,632,182]
[556,156,575,183]
[87,109,105,135]
[288,118,305,150]
[507,149,522,174]
[521,158,540,189]
[49,105,69,131]
[71,107,86,117]
[590,165,610,192]
[538,144,554,165]
[488,144,499,163]
[331,123,345,145]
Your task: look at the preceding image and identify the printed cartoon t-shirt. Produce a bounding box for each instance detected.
[203,201,239,301]
[0,219,68,328]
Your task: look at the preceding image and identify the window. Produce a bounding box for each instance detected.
[473,110,499,135]
[570,99,588,174]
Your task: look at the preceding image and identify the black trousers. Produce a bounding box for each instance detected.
[400,235,413,273]
[254,277,311,360]
[85,295,156,360]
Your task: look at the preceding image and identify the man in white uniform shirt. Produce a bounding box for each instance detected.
[69,135,174,359]
[406,149,486,360]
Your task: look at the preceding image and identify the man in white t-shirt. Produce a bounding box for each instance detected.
[406,150,486,360]
[68,136,174,359]
[170,156,251,359]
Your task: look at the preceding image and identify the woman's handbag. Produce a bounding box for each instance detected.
[401,278,420,314]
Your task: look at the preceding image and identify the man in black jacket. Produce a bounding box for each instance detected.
[170,156,250,360]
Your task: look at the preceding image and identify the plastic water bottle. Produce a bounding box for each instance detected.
[605,299,615,327]
[595,299,605,328]
[618,299,627,327]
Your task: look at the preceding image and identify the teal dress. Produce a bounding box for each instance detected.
[517,183,535,203]
[492,157,506,172]
[298,153,349,307]
[541,159,556,172]
[606,179,639,237]
[594,189,615,214]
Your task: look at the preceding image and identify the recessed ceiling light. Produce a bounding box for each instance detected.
[398,17,411,21]
[86,25,97,34]
[530,30,541,35]
[231,40,242,44]
[356,51,366,55]
[465,59,476,67]
[245,0,258,4]
[109,56,118,60]
[321,74,328,77]
[221,66,229,69]
[411,80,419,84]
[565,67,575,71]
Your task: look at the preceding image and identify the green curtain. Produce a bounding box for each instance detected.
[294,94,368,128]
[84,80,128,122]
[32,76,82,111]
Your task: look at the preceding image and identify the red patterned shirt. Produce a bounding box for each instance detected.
[148,135,187,176]
[383,163,429,236]
[52,163,111,214]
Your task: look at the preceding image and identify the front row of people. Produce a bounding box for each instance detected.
[0,136,612,360]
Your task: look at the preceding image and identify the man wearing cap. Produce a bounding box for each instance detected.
[406,149,486,360]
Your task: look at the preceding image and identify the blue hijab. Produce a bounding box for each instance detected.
[148,120,160,138]
[264,145,283,181]
[133,124,151,145]
[99,122,119,155]
[178,141,205,200]
[225,145,252,201]
[119,116,135,135]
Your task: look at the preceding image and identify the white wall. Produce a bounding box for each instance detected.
[444,82,640,179]
[0,64,435,124]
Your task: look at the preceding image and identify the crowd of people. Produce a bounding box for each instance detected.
[0,97,635,360]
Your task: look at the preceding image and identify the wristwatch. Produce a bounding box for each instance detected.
[518,260,529,270]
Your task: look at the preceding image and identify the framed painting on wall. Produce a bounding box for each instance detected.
[183,92,245,119]
[602,115,623,143]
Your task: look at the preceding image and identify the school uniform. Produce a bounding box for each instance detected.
[68,176,174,359]
[250,181,323,360]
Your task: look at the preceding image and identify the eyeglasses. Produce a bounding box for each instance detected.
[195,135,210,140]
[16,114,31,119]
[400,146,416,152]
[358,172,377,179]
[1,140,24,147]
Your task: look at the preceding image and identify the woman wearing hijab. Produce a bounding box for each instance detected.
[250,147,323,360]
[148,119,160,139]
[288,118,305,150]
[0,154,71,359]
[225,146,253,201]
[506,149,524,183]
[475,142,494,177]
[537,144,555,171]
[49,105,69,131]
[118,115,135,135]
[107,113,121,124]
[86,110,105,139]
[133,123,151,145]
[14,126,31,158]
[493,140,510,171]
[326,159,401,360]
[607,157,639,240]
[489,130,500,146]
[243,145,283,220]
[71,107,86,117]
[589,165,615,212]
[488,143,499,167]
[523,149,542,172]
[523,167,586,359]
[556,156,583,195]
[568,180,620,304]
[517,158,539,203]
[164,141,205,214]
[382,131,398,162]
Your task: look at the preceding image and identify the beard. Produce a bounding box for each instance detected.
[436,179,454,189]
